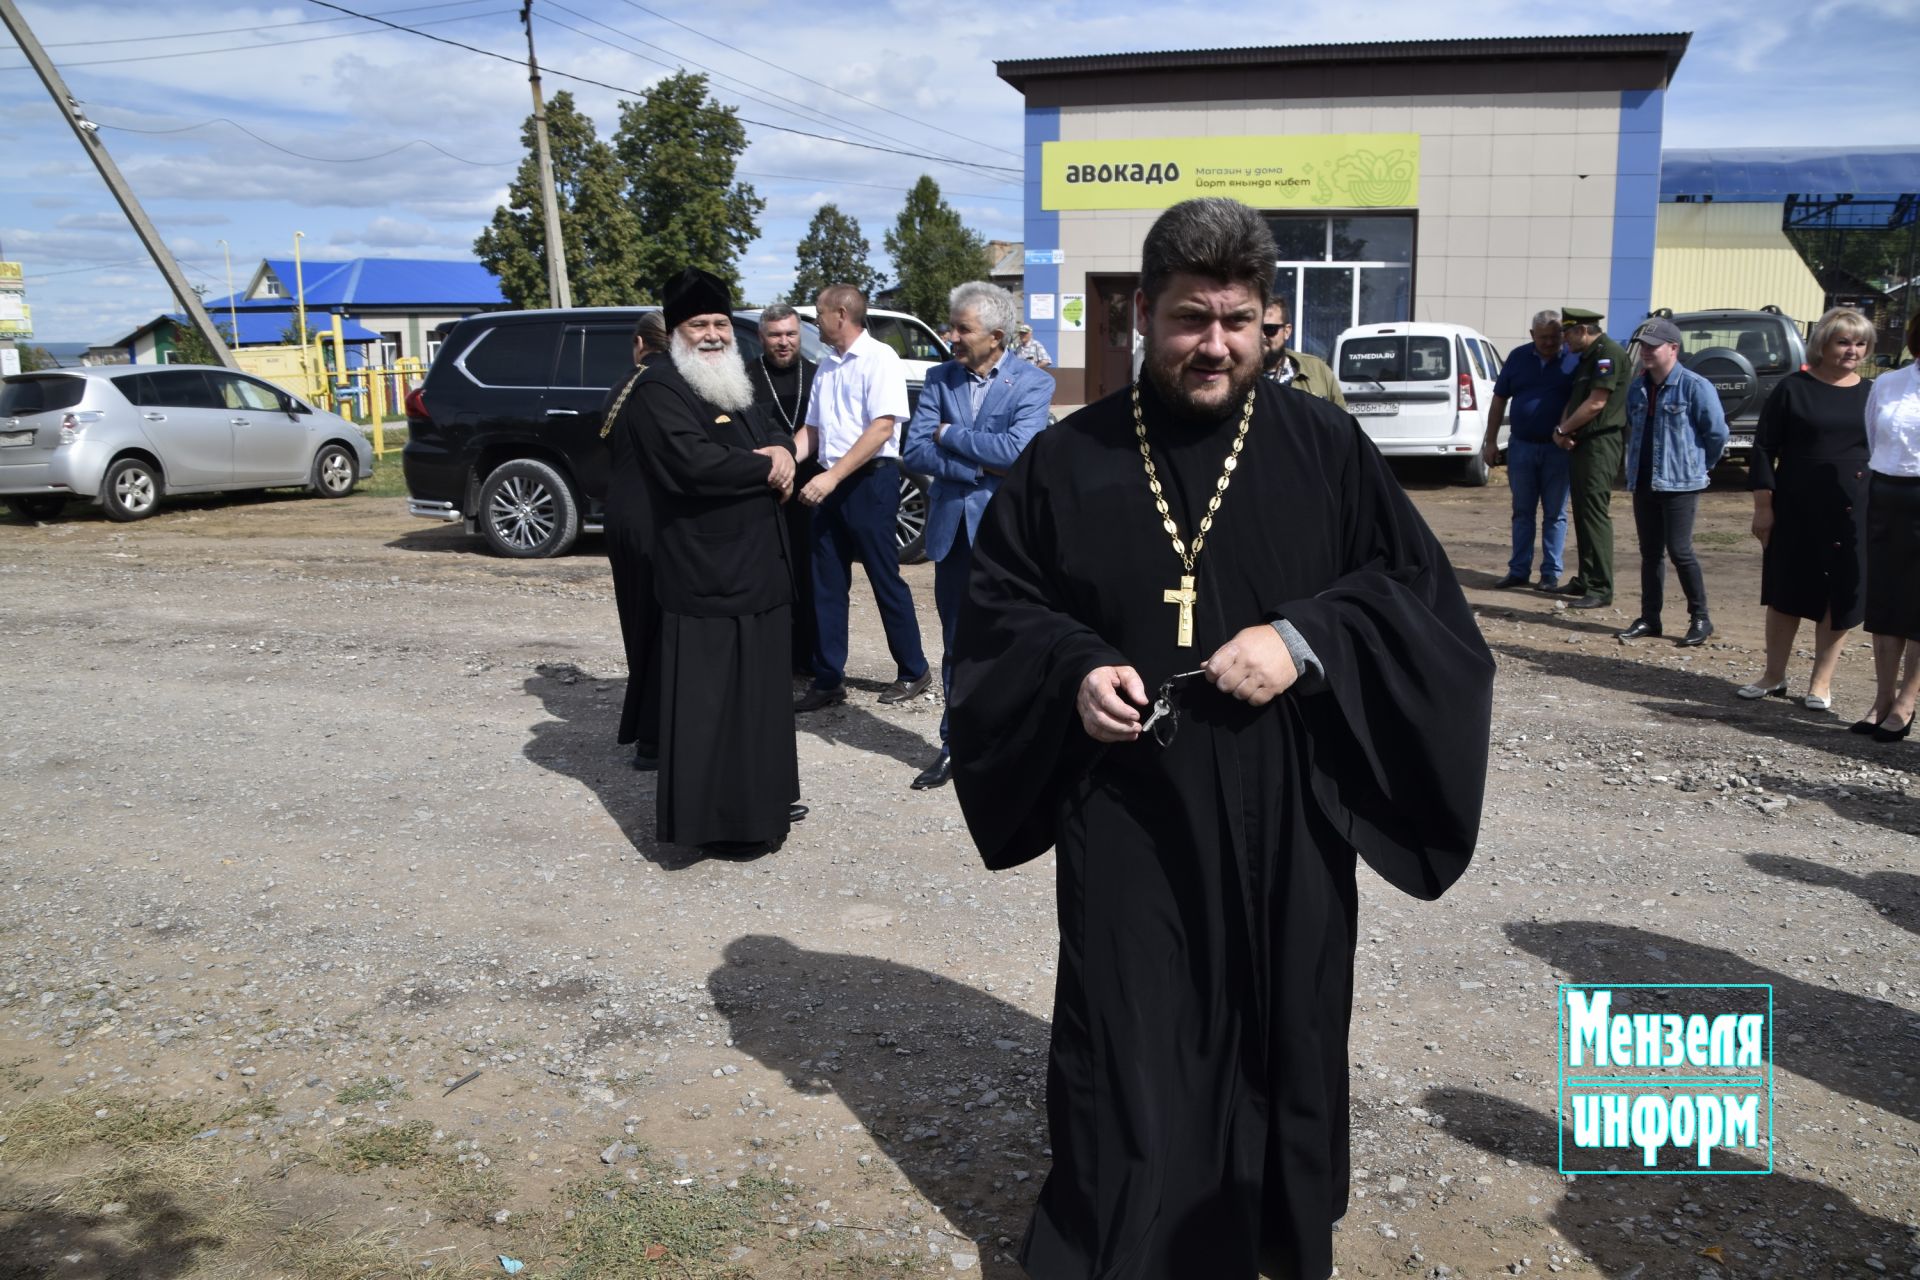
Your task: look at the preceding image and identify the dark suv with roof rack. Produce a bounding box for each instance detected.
[1658,306,1807,456]
[402,307,933,560]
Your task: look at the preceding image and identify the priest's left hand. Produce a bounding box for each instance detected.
[1203,625,1298,706]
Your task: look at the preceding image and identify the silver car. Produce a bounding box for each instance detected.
[0,365,374,522]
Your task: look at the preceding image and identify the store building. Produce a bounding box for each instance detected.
[997,34,1691,409]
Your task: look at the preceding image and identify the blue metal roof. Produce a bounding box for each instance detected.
[1662,147,1920,202]
[240,257,505,308]
[183,311,381,346]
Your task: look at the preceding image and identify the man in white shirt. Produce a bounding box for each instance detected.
[793,283,932,711]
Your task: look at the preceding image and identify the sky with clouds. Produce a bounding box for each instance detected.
[3,0,1917,344]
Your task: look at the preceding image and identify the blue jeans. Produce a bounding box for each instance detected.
[1506,437,1572,580]
[808,461,929,690]
[933,521,972,748]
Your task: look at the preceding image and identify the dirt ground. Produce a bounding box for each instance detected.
[0,460,1914,1280]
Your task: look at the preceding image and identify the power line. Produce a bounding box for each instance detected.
[534,2,1008,185]
[38,0,494,48]
[609,0,1024,164]
[739,170,1020,203]
[96,116,514,167]
[0,5,511,71]
[300,0,1023,179]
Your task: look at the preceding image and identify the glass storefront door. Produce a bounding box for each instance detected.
[1267,214,1415,360]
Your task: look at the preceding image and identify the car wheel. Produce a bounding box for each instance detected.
[4,495,68,521]
[478,458,580,558]
[311,443,358,498]
[1459,451,1491,487]
[101,457,162,521]
[896,471,929,565]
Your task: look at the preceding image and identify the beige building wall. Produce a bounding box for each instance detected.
[1652,203,1823,320]
[1049,91,1627,388]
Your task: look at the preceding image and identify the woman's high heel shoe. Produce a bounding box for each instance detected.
[1871,717,1912,744]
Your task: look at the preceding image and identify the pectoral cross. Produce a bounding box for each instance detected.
[1163,574,1197,648]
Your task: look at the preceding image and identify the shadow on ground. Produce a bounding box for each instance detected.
[0,1180,224,1279]
[1426,1088,1917,1278]
[710,934,1047,1280]
[1504,920,1917,1125]
[1744,853,1920,939]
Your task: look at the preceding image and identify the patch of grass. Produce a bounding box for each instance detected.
[423,1153,509,1223]
[335,1075,409,1105]
[0,1056,43,1093]
[267,1220,412,1280]
[331,1119,434,1171]
[0,1089,210,1160]
[1695,529,1745,548]
[536,1170,782,1280]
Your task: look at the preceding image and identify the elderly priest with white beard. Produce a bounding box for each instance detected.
[614,266,804,857]
[949,199,1493,1280]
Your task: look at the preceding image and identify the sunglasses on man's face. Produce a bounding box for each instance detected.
[1261,323,1289,338]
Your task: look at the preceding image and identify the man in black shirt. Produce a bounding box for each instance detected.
[751,303,820,678]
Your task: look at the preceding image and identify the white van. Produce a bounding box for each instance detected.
[1333,321,1506,485]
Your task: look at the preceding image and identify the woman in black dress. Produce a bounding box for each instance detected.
[1739,307,1876,711]
[1861,310,1920,741]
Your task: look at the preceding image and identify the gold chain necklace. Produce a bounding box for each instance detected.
[1131,381,1255,648]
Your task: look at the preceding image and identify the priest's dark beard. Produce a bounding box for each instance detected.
[1142,342,1262,426]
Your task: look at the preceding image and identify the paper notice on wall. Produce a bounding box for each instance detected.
[1029,293,1056,322]
[0,348,19,378]
[1059,294,1087,332]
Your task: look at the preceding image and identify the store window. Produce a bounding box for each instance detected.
[1266,214,1415,360]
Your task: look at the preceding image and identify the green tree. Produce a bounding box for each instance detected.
[170,291,234,366]
[883,176,987,322]
[614,72,764,296]
[788,204,881,304]
[17,345,57,372]
[476,91,648,308]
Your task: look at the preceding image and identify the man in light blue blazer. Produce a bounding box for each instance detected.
[902,280,1056,789]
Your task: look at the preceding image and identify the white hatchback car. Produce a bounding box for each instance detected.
[0,365,373,522]
[1333,322,1507,485]
[794,306,951,383]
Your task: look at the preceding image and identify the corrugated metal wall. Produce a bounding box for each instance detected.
[1652,203,1825,321]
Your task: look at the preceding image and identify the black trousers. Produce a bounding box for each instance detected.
[1631,487,1708,624]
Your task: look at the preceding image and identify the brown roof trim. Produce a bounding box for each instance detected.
[996,33,1691,91]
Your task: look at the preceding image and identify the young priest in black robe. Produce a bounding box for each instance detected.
[748,302,821,678]
[949,199,1493,1280]
[602,311,669,770]
[626,268,804,855]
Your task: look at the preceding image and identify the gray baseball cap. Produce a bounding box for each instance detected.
[1632,317,1684,346]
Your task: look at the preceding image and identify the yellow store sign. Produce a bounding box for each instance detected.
[1041,134,1419,212]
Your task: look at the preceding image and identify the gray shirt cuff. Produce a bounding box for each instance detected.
[1270,619,1324,693]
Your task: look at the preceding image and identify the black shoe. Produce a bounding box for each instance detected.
[1566,594,1612,610]
[1678,618,1714,647]
[1492,573,1529,589]
[1535,577,1561,593]
[878,669,933,705]
[1872,717,1913,743]
[1850,717,1885,735]
[631,748,658,772]
[794,684,846,713]
[1616,618,1661,640]
[1560,579,1587,597]
[911,751,953,790]
[701,839,774,858]
[789,803,809,823]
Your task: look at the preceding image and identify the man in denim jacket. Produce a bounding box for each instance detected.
[1616,316,1730,646]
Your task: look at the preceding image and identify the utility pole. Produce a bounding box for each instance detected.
[0,0,238,369]
[520,0,572,310]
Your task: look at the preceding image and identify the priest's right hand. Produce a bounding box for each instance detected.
[1077,665,1148,742]
[757,446,795,491]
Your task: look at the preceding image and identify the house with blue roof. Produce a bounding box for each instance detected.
[111,257,508,365]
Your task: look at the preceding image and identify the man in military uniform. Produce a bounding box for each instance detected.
[1553,306,1630,609]
[1262,298,1346,407]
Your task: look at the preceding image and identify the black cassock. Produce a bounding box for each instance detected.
[631,361,800,847]
[949,377,1493,1280]
[750,355,819,676]
[603,362,662,756]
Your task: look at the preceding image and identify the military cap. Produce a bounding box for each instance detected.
[1561,306,1604,326]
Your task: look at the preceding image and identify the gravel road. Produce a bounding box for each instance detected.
[0,467,1914,1279]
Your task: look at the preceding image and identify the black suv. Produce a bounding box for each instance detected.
[403,307,932,560]
[1661,306,1808,455]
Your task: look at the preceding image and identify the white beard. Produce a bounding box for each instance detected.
[669,332,755,413]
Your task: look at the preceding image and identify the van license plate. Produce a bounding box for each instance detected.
[1347,402,1398,416]
[1728,434,1753,448]
[0,430,33,446]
